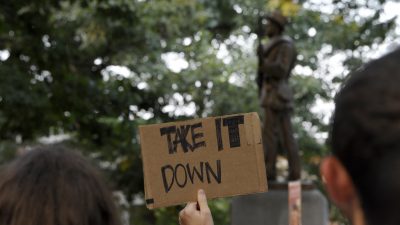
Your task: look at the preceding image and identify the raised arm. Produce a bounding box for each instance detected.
[263,42,295,80]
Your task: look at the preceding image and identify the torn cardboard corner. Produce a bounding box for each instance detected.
[139,112,268,209]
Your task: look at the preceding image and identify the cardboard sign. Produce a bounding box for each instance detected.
[139,112,268,209]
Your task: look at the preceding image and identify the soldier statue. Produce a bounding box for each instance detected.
[257,11,301,181]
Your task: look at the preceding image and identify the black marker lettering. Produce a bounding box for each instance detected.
[205,160,222,184]
[160,160,222,192]
[191,122,206,150]
[174,164,188,188]
[173,125,192,152]
[223,115,244,148]
[161,165,174,193]
[186,162,204,183]
[215,118,223,151]
[160,126,177,154]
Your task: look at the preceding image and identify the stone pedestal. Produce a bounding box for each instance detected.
[231,186,328,225]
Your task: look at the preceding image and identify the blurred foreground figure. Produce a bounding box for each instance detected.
[257,10,300,181]
[0,146,121,225]
[321,48,400,225]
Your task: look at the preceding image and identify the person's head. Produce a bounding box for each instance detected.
[265,11,286,37]
[0,145,121,225]
[321,48,400,225]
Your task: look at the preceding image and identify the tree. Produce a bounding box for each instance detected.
[0,0,397,224]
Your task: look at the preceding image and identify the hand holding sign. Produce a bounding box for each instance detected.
[179,189,214,225]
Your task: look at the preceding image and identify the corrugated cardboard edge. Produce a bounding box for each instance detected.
[138,126,155,210]
[250,112,268,192]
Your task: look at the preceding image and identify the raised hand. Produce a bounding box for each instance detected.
[179,189,214,225]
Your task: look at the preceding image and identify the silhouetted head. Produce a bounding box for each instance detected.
[331,48,400,225]
[0,145,121,225]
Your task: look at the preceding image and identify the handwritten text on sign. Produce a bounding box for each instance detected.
[139,112,267,209]
[160,115,244,192]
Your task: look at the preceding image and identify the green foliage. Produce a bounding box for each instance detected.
[0,0,397,224]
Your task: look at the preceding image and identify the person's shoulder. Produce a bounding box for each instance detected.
[275,36,295,53]
[271,35,294,48]
[281,35,294,43]
[279,36,295,47]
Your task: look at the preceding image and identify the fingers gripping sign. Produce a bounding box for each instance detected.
[179,189,214,225]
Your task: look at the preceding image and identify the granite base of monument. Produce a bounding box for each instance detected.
[231,186,328,225]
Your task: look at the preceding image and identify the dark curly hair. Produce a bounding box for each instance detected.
[331,48,400,225]
[0,145,121,225]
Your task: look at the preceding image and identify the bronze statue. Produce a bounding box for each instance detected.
[257,11,301,181]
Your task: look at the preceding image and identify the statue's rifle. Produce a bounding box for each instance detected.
[256,13,265,95]
[257,13,265,48]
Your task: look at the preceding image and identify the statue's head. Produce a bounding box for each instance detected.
[265,10,287,37]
